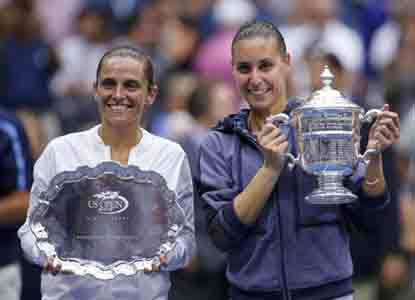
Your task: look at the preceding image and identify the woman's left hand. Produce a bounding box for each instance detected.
[143,255,167,273]
[367,104,400,152]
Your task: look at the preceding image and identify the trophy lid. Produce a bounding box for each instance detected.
[296,65,361,112]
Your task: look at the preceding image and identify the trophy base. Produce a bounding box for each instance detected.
[305,188,358,205]
[305,174,358,205]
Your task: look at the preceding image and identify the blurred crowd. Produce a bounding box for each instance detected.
[0,0,413,299]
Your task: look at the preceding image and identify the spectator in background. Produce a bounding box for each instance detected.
[148,72,199,140]
[0,109,33,300]
[304,45,354,95]
[376,106,415,300]
[51,1,112,133]
[34,0,83,46]
[381,8,415,120]
[115,0,201,82]
[367,4,415,298]
[51,2,111,100]
[176,0,216,42]
[0,0,59,111]
[179,80,238,168]
[160,15,201,74]
[115,0,169,81]
[369,0,415,78]
[0,0,61,158]
[169,80,237,300]
[193,0,257,88]
[280,0,364,99]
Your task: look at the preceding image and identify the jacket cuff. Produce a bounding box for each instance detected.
[356,178,390,210]
[220,203,256,241]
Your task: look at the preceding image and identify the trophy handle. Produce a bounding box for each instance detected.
[267,113,291,125]
[267,113,300,168]
[360,108,382,124]
[357,107,383,164]
[358,148,381,165]
[284,153,300,169]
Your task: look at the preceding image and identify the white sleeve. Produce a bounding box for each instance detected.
[162,153,196,271]
[18,142,56,266]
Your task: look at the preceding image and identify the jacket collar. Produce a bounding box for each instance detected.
[213,98,304,139]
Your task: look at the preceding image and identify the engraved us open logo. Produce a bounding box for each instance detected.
[88,191,129,215]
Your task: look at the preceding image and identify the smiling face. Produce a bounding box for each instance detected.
[94,56,157,130]
[232,36,291,116]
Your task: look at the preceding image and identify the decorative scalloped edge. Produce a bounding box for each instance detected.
[29,161,184,280]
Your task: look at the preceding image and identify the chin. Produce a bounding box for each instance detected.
[250,99,274,111]
[106,118,136,128]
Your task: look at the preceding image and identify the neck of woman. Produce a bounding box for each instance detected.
[99,124,142,150]
[248,99,287,134]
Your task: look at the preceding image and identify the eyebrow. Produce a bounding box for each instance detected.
[100,77,141,83]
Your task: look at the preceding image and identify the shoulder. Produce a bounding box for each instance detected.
[145,130,184,152]
[45,126,97,153]
[144,130,186,157]
[0,110,25,134]
[0,110,30,148]
[199,129,241,161]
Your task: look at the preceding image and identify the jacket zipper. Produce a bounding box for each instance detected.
[236,128,291,300]
[275,188,291,300]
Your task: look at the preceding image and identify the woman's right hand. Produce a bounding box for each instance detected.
[257,122,289,172]
[43,256,62,276]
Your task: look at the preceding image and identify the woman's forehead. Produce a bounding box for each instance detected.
[233,37,281,61]
[100,56,145,77]
[102,56,144,70]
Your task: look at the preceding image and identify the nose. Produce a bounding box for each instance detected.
[113,84,125,99]
[248,68,262,85]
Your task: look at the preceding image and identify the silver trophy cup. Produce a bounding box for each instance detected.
[270,66,380,205]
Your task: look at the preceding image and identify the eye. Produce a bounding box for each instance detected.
[237,63,251,74]
[100,79,115,89]
[124,80,140,91]
[259,60,274,71]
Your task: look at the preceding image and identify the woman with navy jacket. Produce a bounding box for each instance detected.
[197,20,400,300]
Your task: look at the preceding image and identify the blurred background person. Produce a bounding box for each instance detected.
[51,1,112,133]
[0,0,60,158]
[148,72,199,140]
[193,0,257,91]
[281,0,364,99]
[169,79,238,300]
[376,105,415,300]
[0,109,33,300]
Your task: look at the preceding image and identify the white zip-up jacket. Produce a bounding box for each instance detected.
[18,125,195,300]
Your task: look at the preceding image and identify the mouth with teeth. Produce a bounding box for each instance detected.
[106,102,134,113]
[247,86,272,96]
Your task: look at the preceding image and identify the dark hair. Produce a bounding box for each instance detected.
[187,82,211,119]
[231,20,288,57]
[96,46,155,89]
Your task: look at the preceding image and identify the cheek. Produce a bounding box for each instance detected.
[272,73,285,87]
[233,73,246,86]
[237,79,250,94]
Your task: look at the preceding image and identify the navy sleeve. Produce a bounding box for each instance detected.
[198,132,255,252]
[0,111,33,197]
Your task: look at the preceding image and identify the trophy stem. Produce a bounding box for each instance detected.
[305,174,357,205]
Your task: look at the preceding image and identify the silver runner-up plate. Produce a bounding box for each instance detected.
[29,161,185,280]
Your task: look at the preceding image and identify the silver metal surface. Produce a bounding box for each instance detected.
[29,161,184,279]
[270,65,381,204]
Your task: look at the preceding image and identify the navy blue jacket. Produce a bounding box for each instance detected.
[198,101,389,300]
